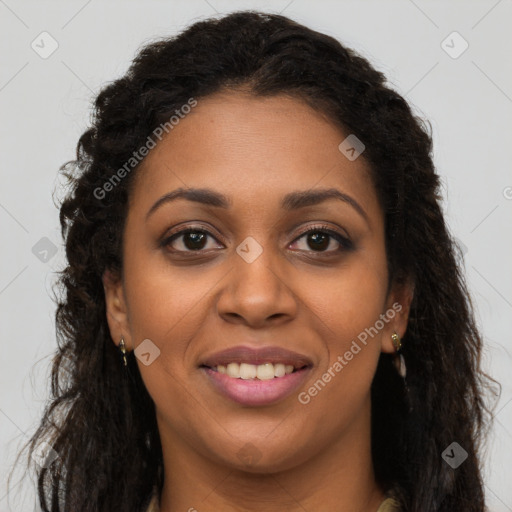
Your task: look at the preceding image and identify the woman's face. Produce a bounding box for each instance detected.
[104,91,411,473]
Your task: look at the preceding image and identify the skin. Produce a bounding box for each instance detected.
[103,90,414,512]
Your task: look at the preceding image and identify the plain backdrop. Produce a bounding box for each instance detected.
[1,1,511,510]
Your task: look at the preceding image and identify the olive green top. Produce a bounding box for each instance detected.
[144,488,400,511]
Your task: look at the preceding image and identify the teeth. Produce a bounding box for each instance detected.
[226,362,240,378]
[275,364,286,378]
[240,363,257,379]
[256,363,274,380]
[213,362,298,379]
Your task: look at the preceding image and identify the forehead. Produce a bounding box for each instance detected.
[129,91,380,221]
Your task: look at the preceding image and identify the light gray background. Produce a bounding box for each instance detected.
[1,0,511,510]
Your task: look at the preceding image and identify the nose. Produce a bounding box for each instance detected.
[216,244,298,328]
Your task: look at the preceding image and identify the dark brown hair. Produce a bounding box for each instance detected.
[9,10,499,512]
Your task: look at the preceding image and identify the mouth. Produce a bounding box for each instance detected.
[199,345,313,406]
[201,361,308,380]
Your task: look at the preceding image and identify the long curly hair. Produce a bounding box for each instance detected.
[9,10,499,512]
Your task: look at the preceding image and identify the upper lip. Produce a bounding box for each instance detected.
[200,345,313,369]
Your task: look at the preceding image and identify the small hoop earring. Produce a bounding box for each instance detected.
[119,337,128,367]
[391,332,406,378]
[391,332,402,351]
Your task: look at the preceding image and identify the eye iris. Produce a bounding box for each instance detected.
[308,232,329,251]
[184,231,206,250]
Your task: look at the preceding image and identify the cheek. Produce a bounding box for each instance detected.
[296,273,385,425]
[298,254,388,401]
[123,262,212,419]
[304,250,388,347]
[123,249,228,372]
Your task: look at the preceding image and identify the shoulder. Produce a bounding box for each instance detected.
[142,487,400,512]
[143,486,160,512]
[377,496,401,512]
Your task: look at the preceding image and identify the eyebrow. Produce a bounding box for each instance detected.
[145,186,369,223]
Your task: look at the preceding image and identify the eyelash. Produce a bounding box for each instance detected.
[161,224,353,255]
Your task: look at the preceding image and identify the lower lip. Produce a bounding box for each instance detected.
[201,367,311,406]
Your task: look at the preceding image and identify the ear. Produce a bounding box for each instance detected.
[380,276,415,354]
[102,268,131,351]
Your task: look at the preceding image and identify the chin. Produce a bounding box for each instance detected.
[207,435,314,475]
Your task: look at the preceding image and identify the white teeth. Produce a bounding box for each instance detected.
[240,363,257,379]
[274,363,286,377]
[226,362,240,378]
[256,363,274,380]
[213,362,299,379]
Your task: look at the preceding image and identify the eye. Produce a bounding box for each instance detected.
[161,226,223,253]
[161,224,353,255]
[290,225,353,253]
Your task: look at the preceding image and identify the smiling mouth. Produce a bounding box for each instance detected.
[201,362,308,380]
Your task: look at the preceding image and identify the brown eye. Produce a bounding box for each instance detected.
[290,225,353,254]
[163,228,222,252]
[305,232,331,251]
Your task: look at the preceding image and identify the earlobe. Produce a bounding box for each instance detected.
[381,277,415,354]
[102,268,130,349]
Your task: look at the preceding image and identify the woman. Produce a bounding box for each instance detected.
[12,10,498,512]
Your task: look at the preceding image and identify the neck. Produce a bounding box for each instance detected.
[157,397,386,512]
